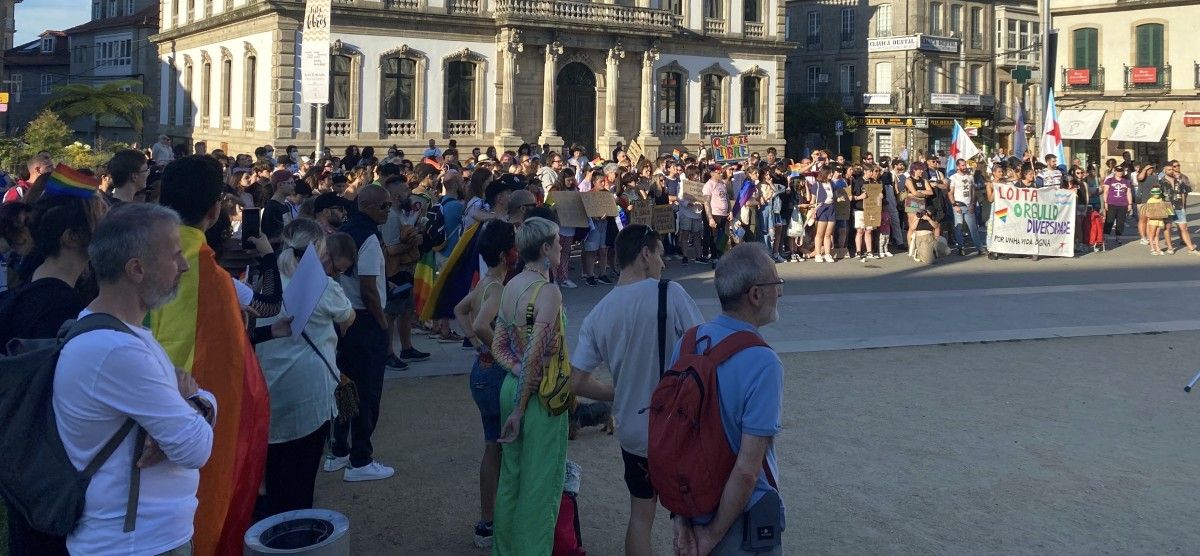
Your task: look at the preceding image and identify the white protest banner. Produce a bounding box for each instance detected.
[988,184,1076,257]
[301,0,331,105]
[282,243,327,337]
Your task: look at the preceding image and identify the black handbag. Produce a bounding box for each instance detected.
[301,331,359,423]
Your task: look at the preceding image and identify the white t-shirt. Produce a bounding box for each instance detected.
[337,234,387,311]
[570,279,705,457]
[256,276,354,443]
[54,311,216,555]
[950,173,974,205]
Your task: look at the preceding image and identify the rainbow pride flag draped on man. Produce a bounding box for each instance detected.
[417,222,482,321]
[148,225,269,556]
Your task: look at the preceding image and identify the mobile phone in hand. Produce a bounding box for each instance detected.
[241,208,262,250]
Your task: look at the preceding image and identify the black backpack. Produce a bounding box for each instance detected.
[0,313,145,536]
[419,195,453,253]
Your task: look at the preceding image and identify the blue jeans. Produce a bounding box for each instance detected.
[757,207,774,247]
[469,357,506,442]
[953,204,986,251]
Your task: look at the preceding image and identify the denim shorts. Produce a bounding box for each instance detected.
[583,218,607,252]
[1176,210,1188,224]
[815,204,836,223]
[469,357,507,442]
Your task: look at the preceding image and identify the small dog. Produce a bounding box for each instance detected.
[568,401,614,440]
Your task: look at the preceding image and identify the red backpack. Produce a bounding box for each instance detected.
[647,326,767,518]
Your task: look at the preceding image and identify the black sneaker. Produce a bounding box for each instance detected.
[681,257,689,266]
[585,276,598,287]
[399,347,430,361]
[385,355,409,370]
[695,256,710,264]
[461,337,474,350]
[596,275,614,285]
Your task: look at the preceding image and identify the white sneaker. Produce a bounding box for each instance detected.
[1139,238,1150,245]
[883,251,894,257]
[323,455,349,472]
[344,461,395,482]
[560,279,578,289]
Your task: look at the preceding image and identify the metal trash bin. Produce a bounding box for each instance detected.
[244,509,350,555]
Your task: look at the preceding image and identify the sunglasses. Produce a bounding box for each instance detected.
[744,278,785,294]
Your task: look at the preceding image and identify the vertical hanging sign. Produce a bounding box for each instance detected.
[301,0,331,105]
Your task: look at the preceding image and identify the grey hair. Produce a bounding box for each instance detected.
[516,216,559,263]
[277,218,327,277]
[714,243,776,311]
[89,203,181,284]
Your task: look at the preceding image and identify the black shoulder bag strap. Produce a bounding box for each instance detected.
[657,278,670,378]
[302,331,340,384]
[64,313,145,532]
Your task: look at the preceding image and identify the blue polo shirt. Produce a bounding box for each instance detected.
[668,314,785,526]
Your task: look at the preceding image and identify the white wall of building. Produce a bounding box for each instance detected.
[321,33,498,135]
[160,30,274,132]
[656,54,778,136]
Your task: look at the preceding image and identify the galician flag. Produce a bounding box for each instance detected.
[1040,89,1065,165]
[947,120,979,175]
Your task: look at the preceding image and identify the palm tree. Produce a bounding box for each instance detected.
[45,79,153,145]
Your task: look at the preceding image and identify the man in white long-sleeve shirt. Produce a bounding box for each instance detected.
[53,203,214,556]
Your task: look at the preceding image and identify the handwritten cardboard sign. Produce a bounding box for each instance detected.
[546,191,590,228]
[630,199,654,227]
[864,183,883,228]
[581,190,620,218]
[680,179,706,203]
[652,205,677,233]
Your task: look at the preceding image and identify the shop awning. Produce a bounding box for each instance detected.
[1058,109,1105,140]
[1109,109,1174,142]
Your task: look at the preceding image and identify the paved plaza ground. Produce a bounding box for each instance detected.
[312,233,1200,554]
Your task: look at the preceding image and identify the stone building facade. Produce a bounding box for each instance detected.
[1052,0,1199,168]
[785,0,997,160]
[3,30,70,135]
[152,0,791,158]
[992,0,1039,154]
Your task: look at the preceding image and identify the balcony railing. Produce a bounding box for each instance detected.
[326,119,353,137]
[704,18,726,35]
[743,123,765,136]
[839,93,859,109]
[493,0,677,30]
[970,33,983,49]
[744,21,765,38]
[447,0,479,13]
[382,0,420,8]
[658,122,683,137]
[839,32,855,48]
[447,120,478,137]
[243,116,255,130]
[1062,66,1104,92]
[1124,65,1171,92]
[701,123,726,137]
[806,34,821,48]
[385,119,418,138]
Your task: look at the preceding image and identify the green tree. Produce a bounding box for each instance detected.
[21,110,73,159]
[785,97,858,155]
[45,80,152,144]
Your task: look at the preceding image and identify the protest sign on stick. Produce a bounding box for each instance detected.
[680,179,706,203]
[864,183,883,228]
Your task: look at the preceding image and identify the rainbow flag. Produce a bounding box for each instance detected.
[45,164,99,198]
[591,156,605,167]
[148,226,269,556]
[413,250,437,317]
[788,163,805,178]
[994,208,1009,224]
[419,222,482,321]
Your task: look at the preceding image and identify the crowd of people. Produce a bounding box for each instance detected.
[0,131,1190,555]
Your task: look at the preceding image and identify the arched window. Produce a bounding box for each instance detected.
[658,71,683,125]
[701,74,723,124]
[703,0,721,19]
[244,55,256,119]
[382,57,417,120]
[741,76,761,125]
[220,57,232,119]
[1135,23,1163,68]
[200,59,211,120]
[446,60,475,121]
[744,0,759,22]
[183,62,193,125]
[326,54,352,119]
[1073,28,1098,69]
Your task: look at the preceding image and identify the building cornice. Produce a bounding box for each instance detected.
[1052,0,1200,16]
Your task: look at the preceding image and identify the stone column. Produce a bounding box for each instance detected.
[635,45,662,159]
[537,41,564,150]
[598,41,626,158]
[498,29,523,142]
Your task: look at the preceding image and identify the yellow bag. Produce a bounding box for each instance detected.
[524,281,574,415]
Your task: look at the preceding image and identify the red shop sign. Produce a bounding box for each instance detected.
[1066,69,1091,85]
[1131,66,1158,84]
[1184,112,1200,127]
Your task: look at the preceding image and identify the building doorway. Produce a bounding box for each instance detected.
[556,62,596,157]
